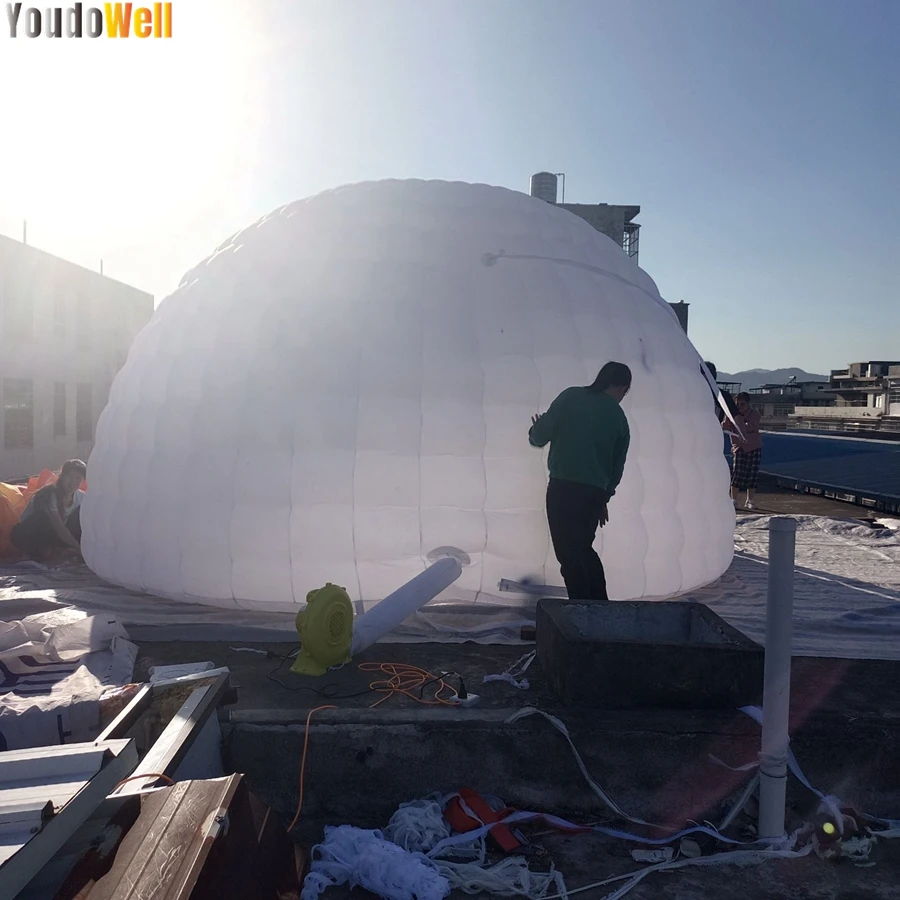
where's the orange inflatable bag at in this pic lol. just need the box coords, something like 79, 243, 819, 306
0, 481, 28, 560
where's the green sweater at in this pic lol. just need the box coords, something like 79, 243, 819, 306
528, 387, 631, 497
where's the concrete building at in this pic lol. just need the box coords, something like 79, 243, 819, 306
830, 361, 897, 409
668, 301, 689, 335
527, 172, 692, 332
749, 380, 836, 430
792, 361, 900, 434
890, 365, 900, 418
528, 172, 641, 261
0, 234, 153, 480
557, 202, 642, 263
717, 379, 742, 395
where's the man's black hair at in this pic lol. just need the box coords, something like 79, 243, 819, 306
588, 362, 632, 393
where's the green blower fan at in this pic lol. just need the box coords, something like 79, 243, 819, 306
290, 558, 464, 676
290, 583, 354, 677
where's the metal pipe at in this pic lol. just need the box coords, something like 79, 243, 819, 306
555, 173, 565, 204
758, 516, 797, 840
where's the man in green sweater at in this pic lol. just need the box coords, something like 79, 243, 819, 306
528, 362, 632, 603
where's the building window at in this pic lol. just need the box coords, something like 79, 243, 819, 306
54, 382, 66, 436
774, 406, 793, 417
3, 289, 33, 340
54, 290, 66, 338
623, 223, 640, 262
3, 378, 34, 450
76, 295, 92, 348
76, 383, 92, 442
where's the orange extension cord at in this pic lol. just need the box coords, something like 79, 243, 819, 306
288, 705, 338, 832
287, 662, 461, 831
359, 661, 459, 709
112, 772, 176, 792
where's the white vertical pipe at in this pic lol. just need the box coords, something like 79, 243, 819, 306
758, 516, 797, 840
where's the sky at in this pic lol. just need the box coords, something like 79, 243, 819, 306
1, 0, 897, 374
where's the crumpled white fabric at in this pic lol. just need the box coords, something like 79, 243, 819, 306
438, 856, 567, 899
482, 650, 536, 691
0, 610, 138, 751
384, 795, 568, 899
385, 797, 452, 855
0, 610, 131, 663
301, 825, 450, 900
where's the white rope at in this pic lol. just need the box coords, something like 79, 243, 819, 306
439, 856, 567, 899
384, 798, 453, 855
535, 844, 814, 900
599, 846, 813, 900
382, 795, 568, 900
301, 826, 449, 900
717, 772, 760, 831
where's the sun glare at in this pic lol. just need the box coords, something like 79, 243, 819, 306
0, 1, 263, 251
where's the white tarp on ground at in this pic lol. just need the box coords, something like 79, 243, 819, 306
695, 515, 900, 659
0, 608, 138, 751
0, 516, 899, 660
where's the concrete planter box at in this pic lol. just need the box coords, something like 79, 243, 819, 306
536, 600, 764, 710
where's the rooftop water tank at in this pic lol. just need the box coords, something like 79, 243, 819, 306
530, 172, 558, 204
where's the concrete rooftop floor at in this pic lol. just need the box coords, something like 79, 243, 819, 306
737, 475, 887, 519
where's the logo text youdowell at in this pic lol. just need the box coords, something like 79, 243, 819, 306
5, 2, 172, 38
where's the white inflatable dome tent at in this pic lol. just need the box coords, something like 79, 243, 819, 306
81, 179, 735, 612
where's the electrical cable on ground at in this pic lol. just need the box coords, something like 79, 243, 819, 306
285, 662, 464, 835
112, 772, 176, 791
288, 704, 338, 832
359, 662, 461, 708
267, 652, 378, 699
267, 653, 465, 706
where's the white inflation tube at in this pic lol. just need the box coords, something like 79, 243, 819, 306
758, 516, 797, 841
350, 557, 463, 655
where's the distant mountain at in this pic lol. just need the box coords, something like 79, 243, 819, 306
716, 368, 828, 391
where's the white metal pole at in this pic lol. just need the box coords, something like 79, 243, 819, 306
758, 516, 797, 840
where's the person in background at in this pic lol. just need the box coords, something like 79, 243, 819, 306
724, 393, 762, 509
528, 362, 632, 603
10, 460, 86, 561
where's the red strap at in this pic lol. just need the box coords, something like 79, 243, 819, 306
445, 789, 521, 853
